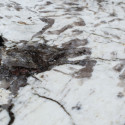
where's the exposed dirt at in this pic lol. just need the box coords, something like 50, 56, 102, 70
0, 37, 96, 95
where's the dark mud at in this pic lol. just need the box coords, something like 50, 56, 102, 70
48, 25, 73, 35
113, 62, 125, 80
0, 103, 14, 125
32, 18, 55, 39
0, 37, 96, 95
73, 60, 96, 78
97, 0, 105, 3
0, 35, 4, 46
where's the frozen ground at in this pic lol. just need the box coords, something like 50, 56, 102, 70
0, 0, 125, 125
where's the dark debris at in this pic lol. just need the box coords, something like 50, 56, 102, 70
0, 37, 96, 95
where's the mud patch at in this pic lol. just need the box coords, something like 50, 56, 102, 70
96, 0, 105, 3
72, 30, 83, 35
113, 62, 125, 90
119, 70, 125, 80
113, 62, 125, 80
62, 39, 88, 49
72, 103, 82, 110
32, 18, 55, 39
73, 60, 96, 78
48, 25, 73, 35
113, 63, 124, 72
117, 92, 124, 98
0, 103, 15, 125
74, 19, 86, 26
0, 37, 96, 95
0, 36, 4, 46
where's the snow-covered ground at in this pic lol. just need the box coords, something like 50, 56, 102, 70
0, 0, 125, 125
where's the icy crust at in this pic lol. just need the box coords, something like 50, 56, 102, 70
0, 0, 125, 125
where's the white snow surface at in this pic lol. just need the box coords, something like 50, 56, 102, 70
0, 0, 125, 125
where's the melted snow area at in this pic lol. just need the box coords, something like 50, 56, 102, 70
0, 0, 125, 125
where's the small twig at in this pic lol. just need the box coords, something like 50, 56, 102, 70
34, 93, 76, 125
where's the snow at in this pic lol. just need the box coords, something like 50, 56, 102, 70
0, 0, 125, 125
